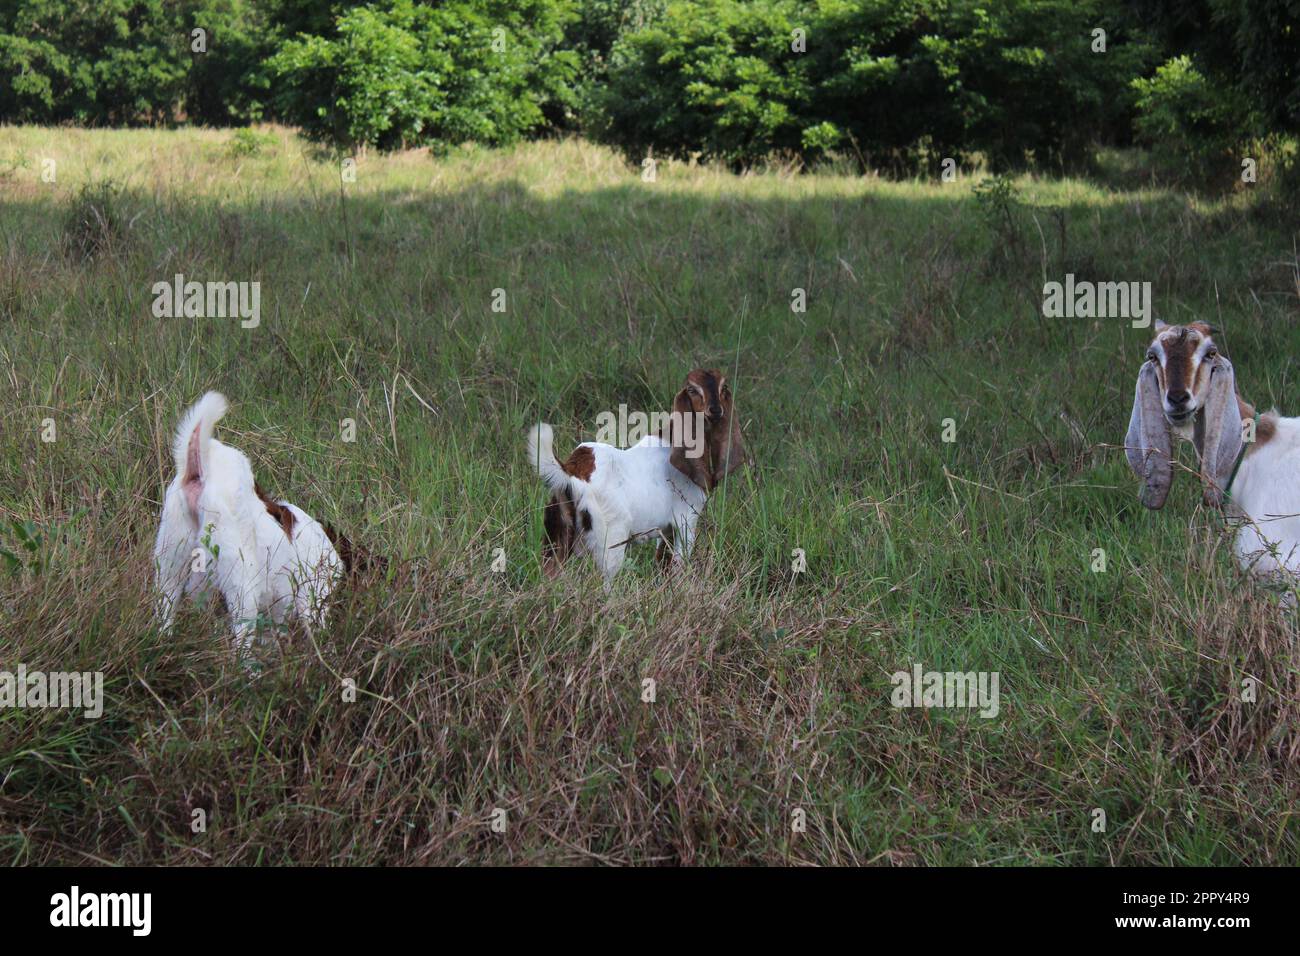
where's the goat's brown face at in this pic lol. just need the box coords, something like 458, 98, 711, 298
681, 368, 730, 423
670, 368, 746, 491
1145, 322, 1219, 426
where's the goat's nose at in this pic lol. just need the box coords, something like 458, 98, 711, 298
1167, 389, 1190, 406
708, 403, 723, 419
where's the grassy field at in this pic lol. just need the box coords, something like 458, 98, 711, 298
0, 125, 1297, 865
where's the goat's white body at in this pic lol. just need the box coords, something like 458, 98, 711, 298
154, 392, 342, 651
528, 424, 707, 583
1225, 414, 1300, 582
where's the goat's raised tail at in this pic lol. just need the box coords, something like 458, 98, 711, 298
172, 391, 228, 513
527, 422, 570, 491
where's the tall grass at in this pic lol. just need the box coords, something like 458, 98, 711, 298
0, 125, 1296, 864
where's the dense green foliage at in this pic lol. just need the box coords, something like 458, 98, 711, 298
0, 0, 578, 148
0, 0, 188, 124
266, 0, 577, 150
592, 0, 1154, 169
1129, 0, 1300, 187
0, 1, 272, 125
1131, 55, 1242, 186
0, 0, 1296, 176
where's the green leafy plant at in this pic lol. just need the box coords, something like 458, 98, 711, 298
590, 0, 819, 167
1, 519, 44, 577
60, 180, 126, 262
973, 173, 1025, 266
1131, 55, 1247, 188
593, 0, 1154, 171
266, 0, 577, 152
225, 127, 277, 158
200, 522, 220, 563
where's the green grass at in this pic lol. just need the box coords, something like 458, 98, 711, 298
0, 125, 1297, 865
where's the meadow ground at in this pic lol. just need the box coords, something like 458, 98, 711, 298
0, 125, 1297, 864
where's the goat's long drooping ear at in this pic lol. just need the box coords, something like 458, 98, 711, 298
1194, 354, 1243, 507
669, 387, 712, 491
709, 378, 747, 487
1125, 360, 1174, 509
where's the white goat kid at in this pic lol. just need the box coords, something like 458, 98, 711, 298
1126, 321, 1300, 583
154, 392, 343, 652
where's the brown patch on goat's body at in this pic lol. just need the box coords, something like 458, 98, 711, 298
1236, 397, 1278, 451
320, 521, 388, 578
255, 482, 296, 539
1257, 413, 1278, 447
561, 445, 596, 481
542, 488, 579, 576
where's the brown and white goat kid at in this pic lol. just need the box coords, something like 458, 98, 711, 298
527, 369, 747, 584
154, 392, 344, 652
1126, 321, 1300, 582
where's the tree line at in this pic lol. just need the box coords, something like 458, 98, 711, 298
1, 1, 1296, 187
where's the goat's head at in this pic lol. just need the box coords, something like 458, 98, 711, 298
668, 368, 747, 491
1126, 321, 1243, 509
1144, 321, 1223, 425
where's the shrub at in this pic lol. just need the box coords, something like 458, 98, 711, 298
590, 0, 819, 167
881, 0, 1153, 170
1217, 0, 1300, 137
563, 0, 665, 128
267, 4, 435, 151
0, 0, 271, 126
226, 127, 278, 157
266, 0, 578, 152
61, 181, 127, 262
592, 0, 1154, 171
1131, 55, 1247, 188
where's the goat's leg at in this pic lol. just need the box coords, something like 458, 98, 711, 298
655, 526, 676, 572
222, 591, 260, 655
672, 513, 700, 563
153, 493, 195, 633
220, 572, 262, 655
153, 537, 191, 634
207, 526, 264, 656
590, 517, 629, 588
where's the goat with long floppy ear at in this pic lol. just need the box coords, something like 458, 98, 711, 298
1126, 323, 1243, 510
1125, 360, 1174, 509
1194, 355, 1244, 507
1128, 321, 1300, 586
667, 368, 747, 492
528, 368, 748, 584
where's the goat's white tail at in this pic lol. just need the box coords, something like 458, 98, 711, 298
527, 422, 570, 491
171, 391, 228, 485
